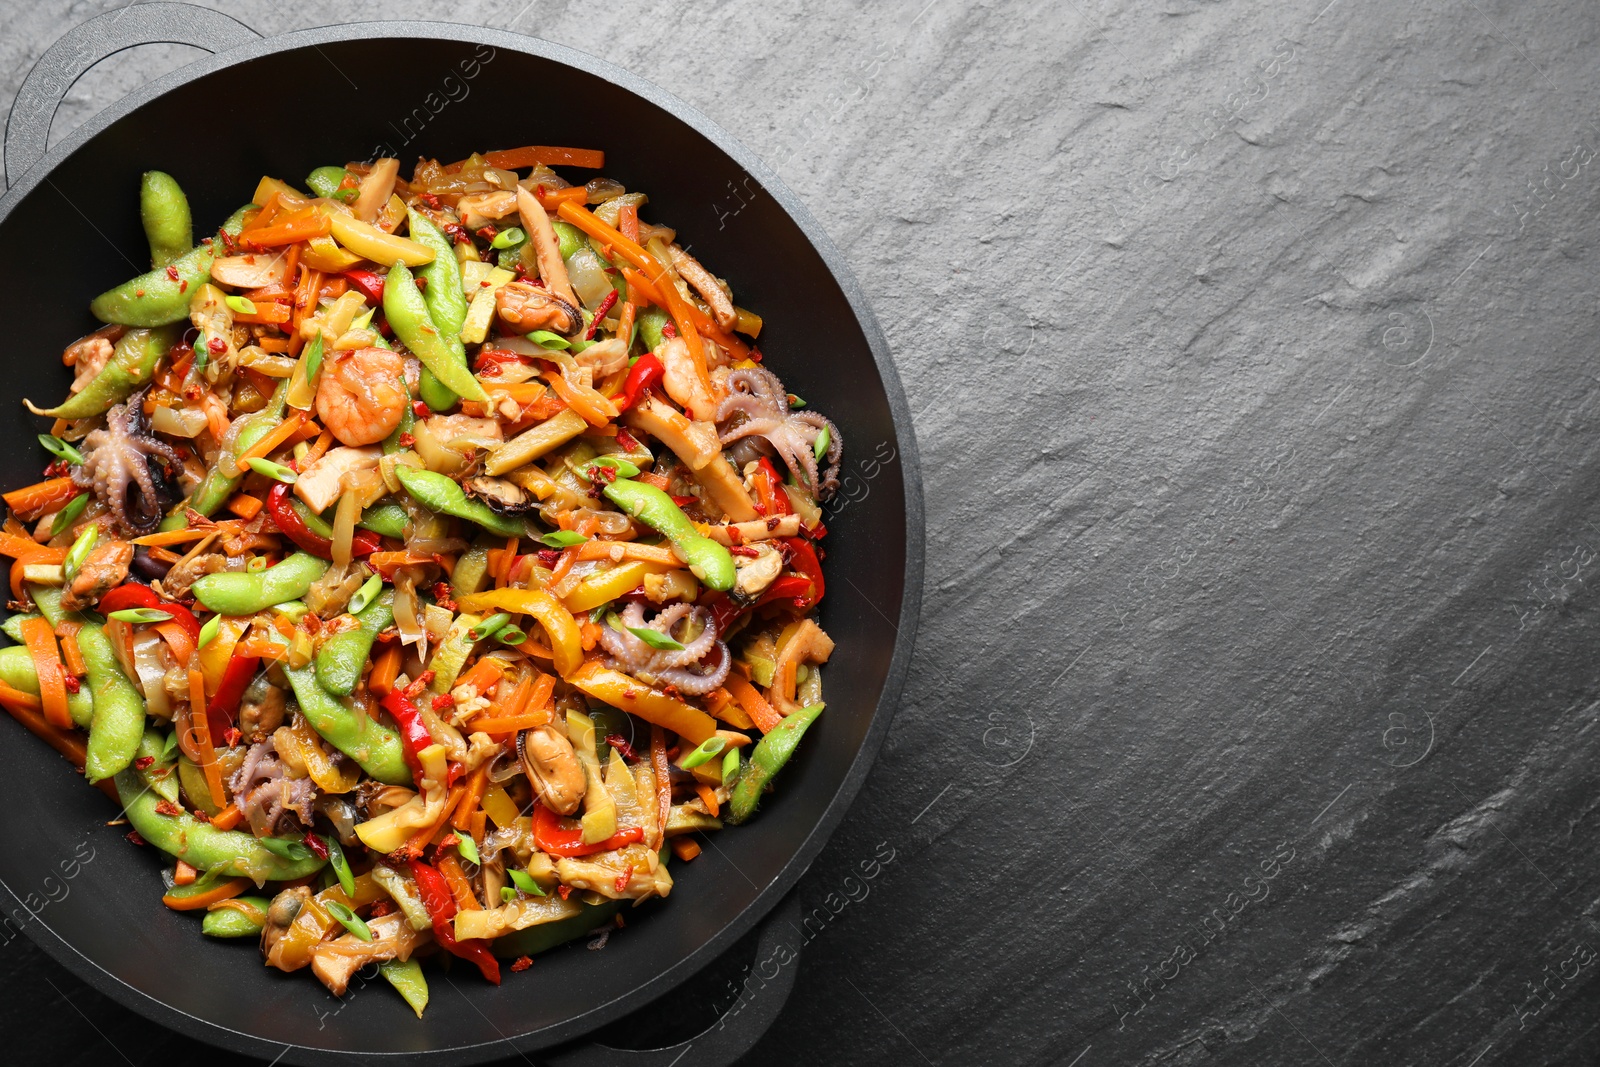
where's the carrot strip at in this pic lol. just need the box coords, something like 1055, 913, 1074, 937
129, 528, 211, 547
299, 428, 333, 468
618, 203, 639, 244
57, 626, 86, 678
455, 658, 503, 697
234, 410, 307, 473
0, 532, 54, 559
3, 478, 79, 521
533, 185, 589, 209
242, 211, 331, 249
436, 853, 481, 911
451, 764, 491, 832
466, 710, 552, 734
257, 336, 290, 353
155, 620, 196, 667
402, 785, 464, 856
225, 493, 264, 521
235, 639, 288, 661
368, 643, 402, 696
0, 680, 42, 712
162, 877, 252, 911
575, 541, 679, 565
209, 804, 244, 831
528, 672, 555, 713
0, 683, 86, 770
173, 861, 198, 887
723, 671, 782, 734
188, 668, 227, 809
483, 145, 605, 170
670, 838, 702, 862
231, 301, 292, 326
20, 617, 70, 729
694, 783, 720, 818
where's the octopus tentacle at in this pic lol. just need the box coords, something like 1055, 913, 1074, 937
715, 367, 842, 499
72, 387, 185, 536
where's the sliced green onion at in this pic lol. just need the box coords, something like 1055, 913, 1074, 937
50, 493, 89, 538
627, 625, 684, 651
324, 900, 373, 942
490, 226, 527, 250
497, 626, 528, 646
678, 736, 727, 770
194, 331, 210, 371
588, 603, 611, 624
722, 746, 740, 782
500, 886, 518, 903
539, 530, 587, 548
272, 600, 310, 621
814, 425, 831, 460
456, 835, 481, 865
348, 573, 383, 615
507, 868, 546, 897
196, 614, 221, 649
108, 608, 173, 624
37, 434, 84, 465
324, 836, 356, 898
63, 525, 97, 580
159, 731, 180, 763
788, 394, 807, 409
304, 333, 324, 385
245, 457, 298, 484
527, 330, 571, 350
469, 613, 512, 642
246, 556, 267, 573
258, 836, 313, 861
224, 295, 258, 315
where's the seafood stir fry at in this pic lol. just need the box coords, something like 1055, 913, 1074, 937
0, 149, 839, 1012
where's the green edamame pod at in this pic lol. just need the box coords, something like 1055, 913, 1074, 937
306, 166, 355, 200
552, 220, 586, 262
381, 388, 415, 454
491, 896, 627, 958
394, 465, 526, 537
140, 171, 192, 268
192, 552, 329, 615
285, 665, 411, 785
202, 897, 272, 938
170, 378, 290, 526
0, 645, 93, 727
134, 727, 180, 804
90, 205, 251, 327
726, 703, 824, 824
637, 307, 670, 352
79, 623, 147, 783
417, 369, 457, 412
410, 209, 468, 338
359, 500, 410, 539
1, 614, 36, 644
24, 325, 179, 420
115, 770, 327, 880
379, 957, 430, 1017
315, 590, 393, 696
384, 262, 487, 403
602, 479, 736, 591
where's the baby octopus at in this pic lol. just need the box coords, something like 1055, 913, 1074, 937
72, 386, 184, 536
596, 602, 731, 696
715, 366, 842, 499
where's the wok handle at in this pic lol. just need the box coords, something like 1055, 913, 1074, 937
4, 2, 259, 187
542, 891, 804, 1067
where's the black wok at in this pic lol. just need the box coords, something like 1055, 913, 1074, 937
0, 5, 922, 1064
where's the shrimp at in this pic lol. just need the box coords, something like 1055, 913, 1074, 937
314, 346, 408, 446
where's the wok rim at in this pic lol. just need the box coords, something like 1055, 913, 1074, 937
0, 19, 925, 1063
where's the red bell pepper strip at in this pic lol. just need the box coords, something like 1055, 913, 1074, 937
380, 687, 437, 780
407, 858, 501, 984
205, 653, 259, 738
265, 484, 382, 560
96, 583, 202, 641
782, 537, 824, 607
702, 539, 825, 635
532, 803, 646, 857
611, 352, 664, 411
342, 268, 386, 305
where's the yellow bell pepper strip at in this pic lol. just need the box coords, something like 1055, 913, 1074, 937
568, 661, 718, 744
562, 559, 675, 614
326, 211, 435, 266
455, 589, 582, 677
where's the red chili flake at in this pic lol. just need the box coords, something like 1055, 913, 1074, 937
765, 516, 782, 531
726, 526, 743, 546
179, 280, 188, 293
135, 288, 146, 298
43, 459, 68, 478
62, 673, 81, 694
557, 884, 571, 900
303, 833, 329, 860
404, 670, 436, 699
133, 755, 155, 770
479, 362, 502, 377
223, 726, 241, 747
665, 745, 680, 760
605, 734, 639, 762
671, 495, 697, 508
444, 222, 471, 244
125, 831, 147, 846
510, 955, 534, 973
592, 464, 618, 486
421, 193, 442, 210
165, 265, 180, 282
398, 432, 416, 447
536, 548, 562, 567
154, 800, 183, 817
616, 428, 639, 451
728, 545, 760, 558
414, 276, 428, 292
431, 694, 454, 711
613, 873, 631, 893
431, 582, 456, 611
623, 689, 637, 700
660, 684, 681, 699
661, 322, 677, 339
412, 401, 430, 418
368, 899, 393, 917
206, 336, 227, 355
748, 348, 763, 363
475, 225, 498, 241
809, 523, 829, 540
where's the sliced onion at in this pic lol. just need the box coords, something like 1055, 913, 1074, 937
151, 405, 210, 438
132, 630, 172, 719
409, 422, 465, 475
576, 338, 629, 378
393, 571, 427, 654
564, 246, 612, 309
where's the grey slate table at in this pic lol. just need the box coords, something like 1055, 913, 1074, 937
4, 1, 1600, 1064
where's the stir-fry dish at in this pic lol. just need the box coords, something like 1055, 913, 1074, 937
0, 148, 840, 1012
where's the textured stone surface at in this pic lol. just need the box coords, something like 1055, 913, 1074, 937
4, 1, 1600, 1064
